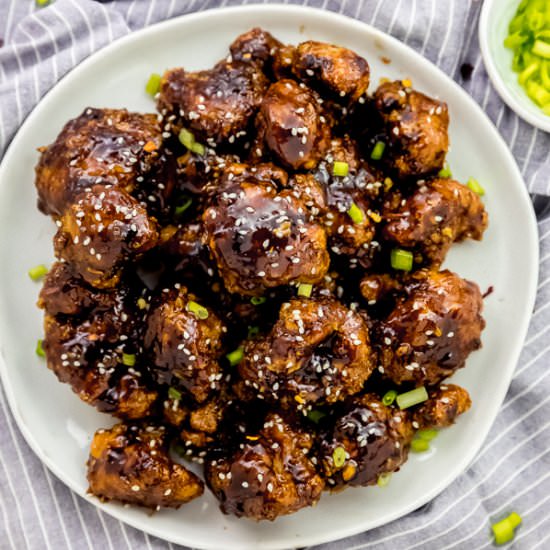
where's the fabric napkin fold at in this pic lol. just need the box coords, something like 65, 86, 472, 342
0, 1, 549, 549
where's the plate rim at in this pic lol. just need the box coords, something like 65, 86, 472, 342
0, 3, 540, 549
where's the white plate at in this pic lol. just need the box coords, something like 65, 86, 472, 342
0, 5, 539, 549
479, 0, 550, 133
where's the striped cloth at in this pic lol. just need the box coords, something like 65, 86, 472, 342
0, 1, 549, 549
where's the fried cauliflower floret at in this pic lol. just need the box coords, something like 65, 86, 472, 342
53, 185, 158, 289
35, 108, 163, 216
203, 170, 330, 295
38, 265, 157, 419
144, 284, 225, 403
254, 79, 331, 170
373, 80, 449, 180
374, 270, 485, 387
87, 423, 203, 509
291, 41, 370, 103
158, 60, 269, 145
318, 393, 414, 489
229, 27, 283, 70
413, 384, 472, 429
238, 297, 374, 409
382, 177, 488, 267
205, 412, 324, 520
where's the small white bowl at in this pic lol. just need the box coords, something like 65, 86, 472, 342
479, 0, 550, 132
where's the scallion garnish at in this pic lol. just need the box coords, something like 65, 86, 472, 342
145, 73, 162, 97
347, 202, 364, 224
370, 141, 386, 160
307, 410, 326, 424
396, 386, 429, 410
226, 347, 244, 366
297, 283, 313, 298
492, 512, 522, 545
168, 387, 182, 401
438, 162, 453, 178
36, 339, 45, 358
137, 297, 147, 310
382, 389, 398, 406
28, 264, 48, 281
186, 300, 209, 320
377, 472, 392, 487
175, 197, 193, 217
332, 161, 349, 177
411, 439, 430, 453
178, 128, 206, 156
247, 325, 260, 338
250, 296, 266, 306
390, 248, 413, 272
416, 428, 438, 441
466, 177, 485, 196
332, 446, 346, 468
122, 353, 136, 367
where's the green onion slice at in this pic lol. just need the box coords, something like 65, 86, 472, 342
28, 264, 48, 281
307, 409, 327, 424
370, 141, 386, 160
122, 353, 136, 367
145, 73, 162, 97
347, 202, 364, 224
396, 386, 429, 410
438, 162, 453, 178
247, 325, 260, 338
175, 197, 193, 217
377, 472, 392, 487
382, 390, 398, 407
226, 347, 244, 366
250, 296, 266, 306
411, 439, 430, 453
168, 387, 182, 401
297, 283, 313, 298
416, 428, 438, 441
390, 248, 414, 272
332, 161, 349, 177
492, 512, 522, 545
466, 177, 485, 196
186, 300, 209, 320
178, 128, 206, 156
332, 446, 346, 468
36, 339, 46, 358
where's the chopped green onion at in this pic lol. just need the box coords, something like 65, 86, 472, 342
168, 387, 182, 401
347, 202, 364, 224
332, 161, 349, 177
390, 248, 413, 272
377, 472, 392, 487
411, 439, 430, 453
28, 264, 48, 281
332, 446, 346, 468
416, 428, 438, 441
137, 297, 147, 310
36, 0, 50, 6
492, 512, 522, 545
396, 386, 429, 410
226, 347, 244, 366
186, 300, 209, 320
438, 162, 453, 178
178, 128, 206, 156
247, 325, 260, 338
370, 141, 386, 160
307, 409, 327, 424
297, 283, 313, 298
466, 177, 485, 196
533, 39, 550, 59
175, 197, 193, 217
36, 339, 45, 358
382, 390, 398, 407
122, 353, 136, 367
250, 296, 266, 306
145, 73, 162, 96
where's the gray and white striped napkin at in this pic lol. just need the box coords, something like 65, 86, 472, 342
1, 1, 549, 549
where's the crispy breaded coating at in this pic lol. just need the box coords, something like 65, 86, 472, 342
87, 423, 203, 509
413, 384, 472, 429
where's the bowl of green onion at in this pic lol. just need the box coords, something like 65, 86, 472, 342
480, 0, 550, 132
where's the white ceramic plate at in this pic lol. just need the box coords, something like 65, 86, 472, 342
479, 0, 550, 133
0, 5, 539, 549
